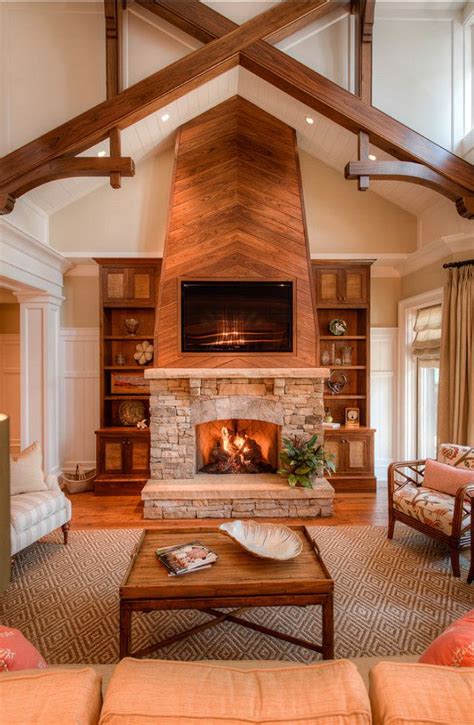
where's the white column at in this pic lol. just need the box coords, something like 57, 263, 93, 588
15, 292, 63, 475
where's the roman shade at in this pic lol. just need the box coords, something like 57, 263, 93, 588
412, 305, 442, 360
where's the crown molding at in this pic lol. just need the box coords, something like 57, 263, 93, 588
396, 232, 474, 277
0, 218, 70, 297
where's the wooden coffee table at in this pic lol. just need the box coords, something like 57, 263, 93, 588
119, 526, 334, 659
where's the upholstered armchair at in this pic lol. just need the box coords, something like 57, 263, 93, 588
10, 474, 71, 559
388, 444, 474, 580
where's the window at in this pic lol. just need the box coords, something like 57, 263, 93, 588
412, 305, 442, 460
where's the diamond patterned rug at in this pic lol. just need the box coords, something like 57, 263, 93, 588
0, 525, 472, 664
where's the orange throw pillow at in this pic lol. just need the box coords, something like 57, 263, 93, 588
419, 610, 474, 667
423, 458, 474, 496
0, 626, 47, 671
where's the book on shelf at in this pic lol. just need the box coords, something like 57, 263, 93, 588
156, 541, 218, 576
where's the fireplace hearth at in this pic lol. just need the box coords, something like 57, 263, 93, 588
142, 368, 335, 519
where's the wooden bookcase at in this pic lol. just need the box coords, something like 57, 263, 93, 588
94, 258, 161, 494
312, 260, 376, 492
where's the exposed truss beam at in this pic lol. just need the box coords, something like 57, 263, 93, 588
265, 0, 349, 45
345, 160, 474, 218
0, 0, 328, 207
353, 0, 375, 103
140, 0, 474, 208
0, 157, 135, 214
104, 0, 123, 98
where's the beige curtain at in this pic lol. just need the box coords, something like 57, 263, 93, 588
437, 264, 474, 446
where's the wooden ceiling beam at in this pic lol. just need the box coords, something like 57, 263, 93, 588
142, 0, 474, 200
345, 160, 474, 218
0, 157, 135, 214
104, 0, 123, 98
264, 0, 350, 45
0, 0, 328, 203
353, 0, 375, 103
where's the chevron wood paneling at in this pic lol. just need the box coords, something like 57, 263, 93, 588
155, 96, 317, 368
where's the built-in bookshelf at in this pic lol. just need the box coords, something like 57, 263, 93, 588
312, 260, 376, 492
94, 258, 161, 494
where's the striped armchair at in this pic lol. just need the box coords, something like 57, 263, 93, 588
10, 475, 71, 557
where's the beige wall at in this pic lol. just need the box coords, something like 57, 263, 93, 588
371, 277, 401, 327
0, 304, 20, 334
401, 251, 474, 300
299, 152, 417, 254
50, 148, 175, 254
61, 276, 100, 328
51, 146, 417, 256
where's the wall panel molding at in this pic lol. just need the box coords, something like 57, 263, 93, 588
371, 327, 397, 479
59, 327, 99, 470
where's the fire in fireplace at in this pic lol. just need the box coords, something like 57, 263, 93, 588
197, 419, 279, 474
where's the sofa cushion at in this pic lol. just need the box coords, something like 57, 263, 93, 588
369, 661, 474, 725
0, 667, 102, 724
393, 482, 471, 535
10, 490, 68, 533
419, 609, 474, 667
100, 658, 371, 724
0, 626, 46, 672
10, 442, 47, 496
424, 458, 474, 497
438, 443, 474, 470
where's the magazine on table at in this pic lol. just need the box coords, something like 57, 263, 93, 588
156, 541, 218, 576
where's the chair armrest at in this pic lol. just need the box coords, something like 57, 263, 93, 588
452, 483, 474, 537
388, 460, 426, 503
45, 474, 61, 492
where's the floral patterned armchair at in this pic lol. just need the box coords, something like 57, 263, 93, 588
388, 444, 474, 580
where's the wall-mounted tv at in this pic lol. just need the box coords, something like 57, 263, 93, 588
181, 281, 293, 353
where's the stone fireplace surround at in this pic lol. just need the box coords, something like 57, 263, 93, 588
141, 368, 335, 519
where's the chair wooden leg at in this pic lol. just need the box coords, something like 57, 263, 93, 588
450, 545, 460, 578
61, 523, 70, 545
387, 513, 395, 540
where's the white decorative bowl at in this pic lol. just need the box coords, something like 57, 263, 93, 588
219, 520, 303, 561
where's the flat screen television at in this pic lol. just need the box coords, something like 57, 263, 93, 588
181, 281, 293, 353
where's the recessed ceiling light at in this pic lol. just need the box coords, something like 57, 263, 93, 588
161, 113, 170, 122
305, 116, 314, 125
97, 150, 106, 157
368, 153, 377, 161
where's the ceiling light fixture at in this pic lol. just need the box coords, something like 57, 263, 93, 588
305, 116, 314, 125
97, 150, 106, 157
161, 113, 170, 122
368, 154, 377, 161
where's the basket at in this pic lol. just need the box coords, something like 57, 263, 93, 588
60, 465, 96, 494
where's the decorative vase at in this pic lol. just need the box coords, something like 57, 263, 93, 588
124, 318, 140, 336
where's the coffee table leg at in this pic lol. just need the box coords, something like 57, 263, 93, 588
322, 595, 334, 659
119, 603, 131, 659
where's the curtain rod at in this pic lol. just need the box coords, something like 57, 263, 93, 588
442, 259, 474, 269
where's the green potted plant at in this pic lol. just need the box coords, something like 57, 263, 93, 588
278, 434, 336, 489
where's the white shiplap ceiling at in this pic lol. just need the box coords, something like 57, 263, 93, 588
24, 2, 443, 218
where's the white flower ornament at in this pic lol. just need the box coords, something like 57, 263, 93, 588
134, 340, 154, 365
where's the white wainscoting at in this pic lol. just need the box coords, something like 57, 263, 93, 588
59, 328, 100, 470
371, 328, 398, 481
0, 334, 20, 452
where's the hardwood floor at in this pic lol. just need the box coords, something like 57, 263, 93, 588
69, 483, 388, 530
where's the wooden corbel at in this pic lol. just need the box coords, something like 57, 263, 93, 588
109, 127, 122, 189
0, 156, 135, 214
345, 155, 474, 219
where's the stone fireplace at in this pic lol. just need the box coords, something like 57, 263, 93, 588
141, 368, 334, 519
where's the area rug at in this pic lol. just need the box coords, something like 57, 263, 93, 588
0, 526, 472, 664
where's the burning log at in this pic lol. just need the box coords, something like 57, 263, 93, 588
201, 425, 274, 475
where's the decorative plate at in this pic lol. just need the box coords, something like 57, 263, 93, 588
219, 520, 303, 560
328, 318, 347, 336
118, 400, 146, 426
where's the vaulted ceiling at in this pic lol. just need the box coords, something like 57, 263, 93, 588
5, 0, 471, 219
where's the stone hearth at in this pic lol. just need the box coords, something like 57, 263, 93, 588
142, 368, 334, 519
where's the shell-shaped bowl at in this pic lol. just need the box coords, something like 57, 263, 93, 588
219, 520, 303, 561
